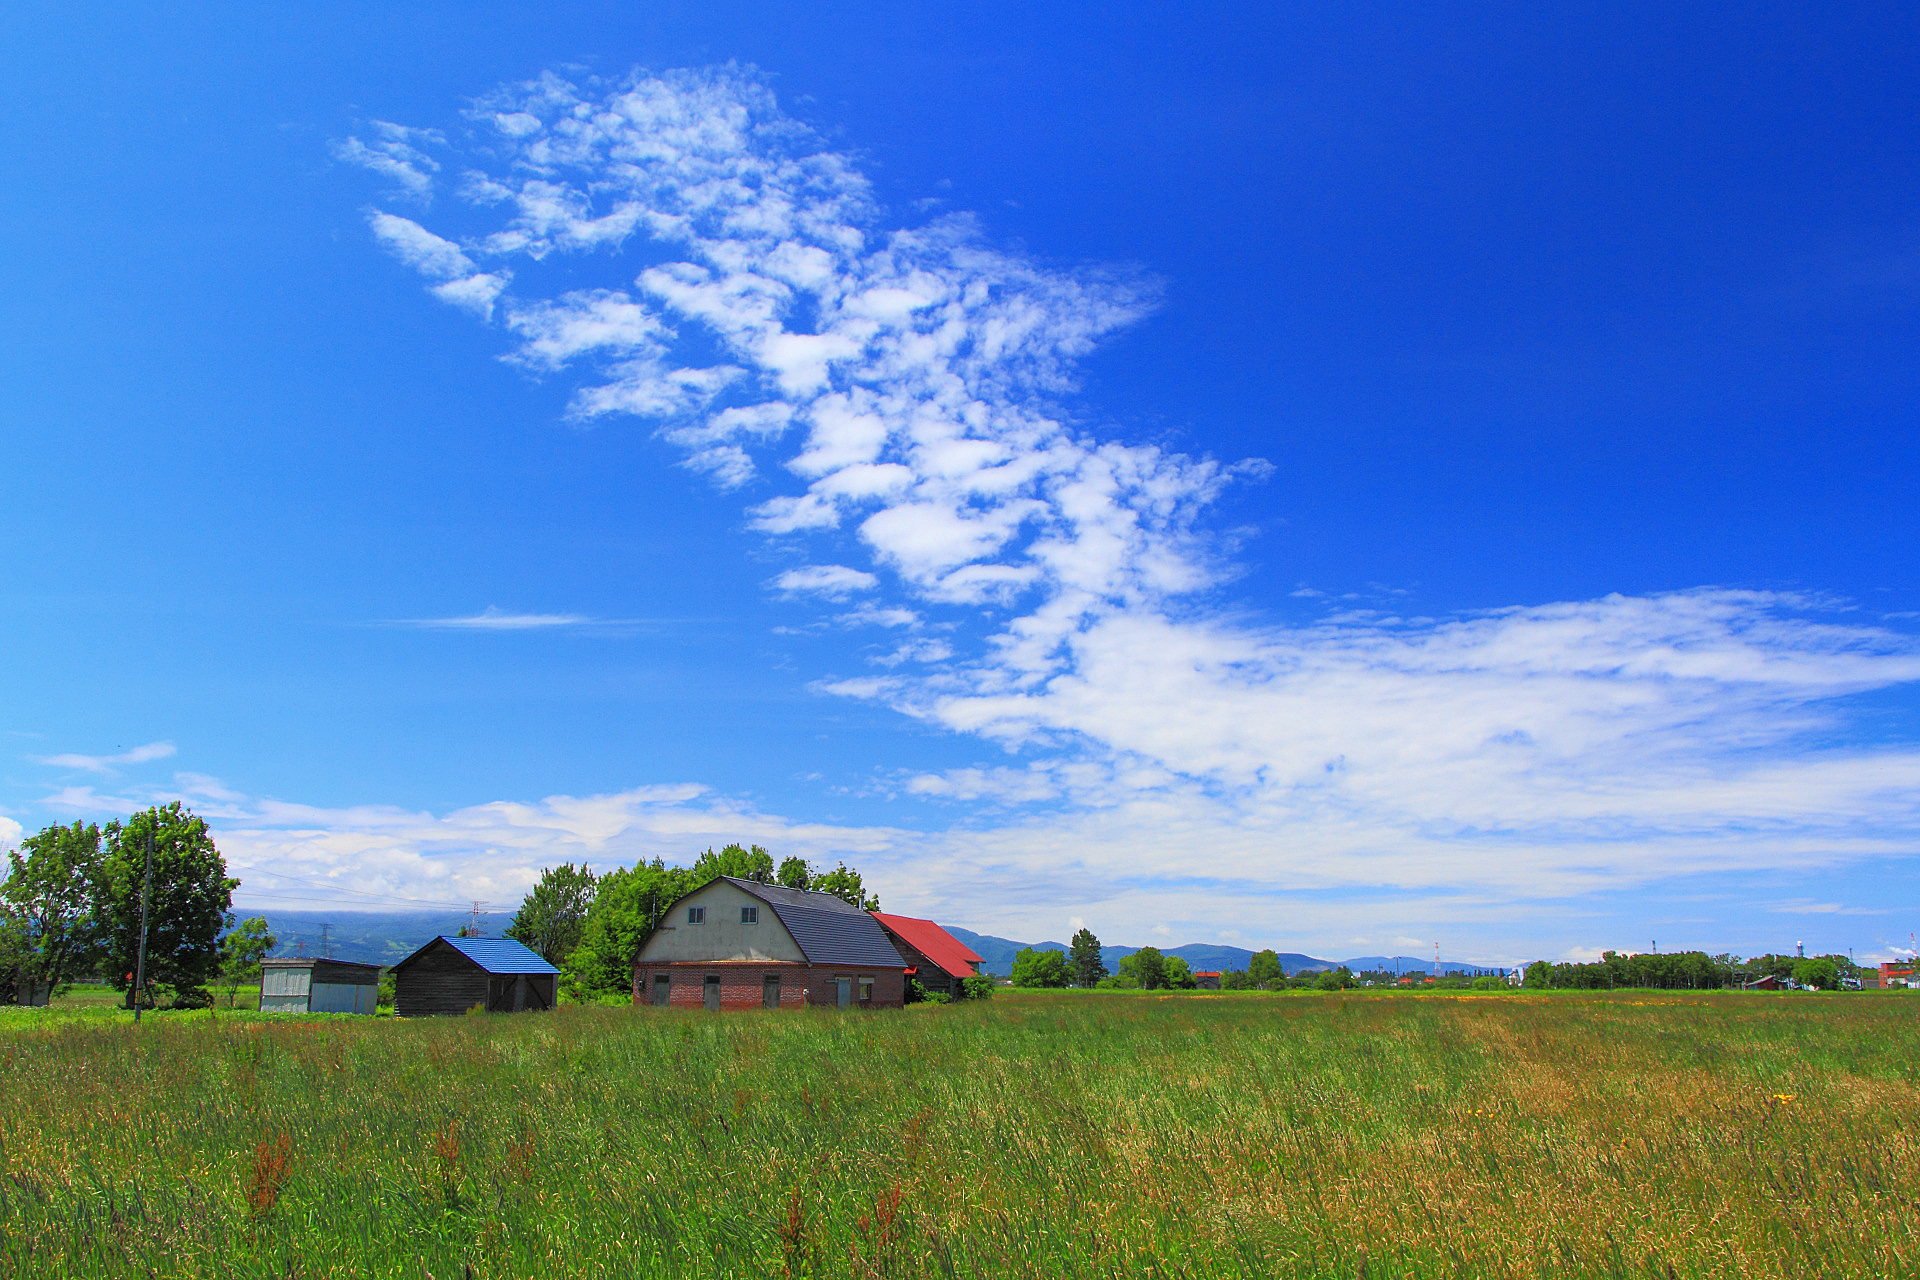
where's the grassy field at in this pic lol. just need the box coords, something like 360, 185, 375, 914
1, 990, 1915, 1279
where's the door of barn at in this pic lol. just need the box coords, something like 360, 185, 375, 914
762, 974, 780, 1008
834, 977, 851, 1007
703, 975, 721, 1011
652, 974, 670, 1007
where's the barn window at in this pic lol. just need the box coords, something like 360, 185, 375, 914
859, 977, 875, 1005
740, 906, 758, 924
687, 906, 706, 924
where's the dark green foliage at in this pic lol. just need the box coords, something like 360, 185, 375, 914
958, 974, 995, 1000
1313, 966, 1354, 991
1163, 954, 1197, 989
1, 820, 104, 999
565, 859, 690, 998
776, 856, 811, 890
1118, 945, 1168, 990
1525, 951, 1734, 990
806, 861, 878, 911
1247, 948, 1283, 987
1792, 958, 1839, 990
1219, 969, 1253, 990
98, 804, 235, 1009
506, 862, 597, 964
1010, 946, 1069, 988
692, 844, 776, 884
1067, 926, 1106, 987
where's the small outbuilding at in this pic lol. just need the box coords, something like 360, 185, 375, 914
870, 912, 983, 998
1192, 971, 1223, 990
259, 958, 381, 1014
634, 877, 909, 1010
392, 936, 559, 1017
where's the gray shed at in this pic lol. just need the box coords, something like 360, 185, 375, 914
259, 957, 382, 1014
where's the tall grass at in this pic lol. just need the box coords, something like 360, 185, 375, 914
1, 991, 1915, 1278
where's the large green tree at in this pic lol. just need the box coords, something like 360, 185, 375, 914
2, 820, 105, 996
507, 862, 598, 964
1163, 955, 1197, 989
1247, 949, 1284, 988
99, 804, 236, 1008
1118, 946, 1168, 990
692, 843, 776, 884
1010, 946, 1069, 988
776, 856, 812, 890
808, 861, 879, 911
565, 859, 694, 997
1067, 927, 1107, 987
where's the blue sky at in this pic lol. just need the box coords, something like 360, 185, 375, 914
4, 3, 1919, 963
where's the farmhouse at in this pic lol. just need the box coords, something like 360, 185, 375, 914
392, 936, 559, 1016
634, 877, 909, 1010
259, 957, 381, 1014
871, 912, 984, 998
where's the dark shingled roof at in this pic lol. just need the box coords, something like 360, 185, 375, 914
717, 877, 907, 969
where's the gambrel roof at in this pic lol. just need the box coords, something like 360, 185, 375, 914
711, 877, 907, 969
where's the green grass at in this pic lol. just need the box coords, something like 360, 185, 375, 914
2, 990, 1916, 1279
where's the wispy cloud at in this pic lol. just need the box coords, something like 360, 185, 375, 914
34, 741, 176, 774
399, 607, 593, 631
334, 66, 1920, 946
774, 565, 878, 600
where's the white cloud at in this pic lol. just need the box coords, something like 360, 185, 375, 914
335, 66, 1920, 944
773, 565, 878, 600
332, 122, 443, 200
400, 607, 592, 631
35, 741, 177, 774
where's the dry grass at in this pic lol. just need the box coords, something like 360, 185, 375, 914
0, 989, 1915, 1278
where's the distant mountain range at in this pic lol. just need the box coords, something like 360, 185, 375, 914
238, 909, 1503, 977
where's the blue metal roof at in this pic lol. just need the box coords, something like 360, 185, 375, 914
398, 936, 559, 975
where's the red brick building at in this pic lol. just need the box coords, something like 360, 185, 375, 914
1876, 961, 1916, 989
633, 877, 909, 1010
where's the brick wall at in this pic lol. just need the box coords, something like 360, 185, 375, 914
632, 962, 906, 1010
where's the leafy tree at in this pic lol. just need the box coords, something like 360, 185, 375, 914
692, 843, 775, 884
1220, 969, 1253, 990
1523, 961, 1554, 988
507, 862, 598, 964
565, 859, 692, 997
218, 917, 276, 1008
1247, 949, 1283, 988
1118, 946, 1168, 990
1163, 955, 1197, 989
99, 805, 236, 1009
0, 915, 32, 1005
1067, 927, 1107, 987
1313, 965, 1354, 991
1010, 946, 1070, 988
1792, 957, 1839, 990
777, 856, 812, 890
2, 820, 105, 996
808, 861, 879, 911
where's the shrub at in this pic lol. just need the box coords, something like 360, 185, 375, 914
959, 975, 995, 1001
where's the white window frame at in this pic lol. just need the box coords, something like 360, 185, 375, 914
741, 905, 759, 924
687, 906, 706, 924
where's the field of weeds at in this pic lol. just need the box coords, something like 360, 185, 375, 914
1, 989, 1915, 1279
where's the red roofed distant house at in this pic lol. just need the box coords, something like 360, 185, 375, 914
870, 913, 983, 999
1193, 971, 1223, 990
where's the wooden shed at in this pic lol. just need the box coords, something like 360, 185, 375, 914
259, 957, 382, 1014
869, 913, 983, 998
392, 936, 559, 1017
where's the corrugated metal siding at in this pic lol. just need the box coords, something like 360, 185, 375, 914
262, 968, 310, 999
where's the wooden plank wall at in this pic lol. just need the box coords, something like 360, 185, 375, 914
394, 944, 489, 1017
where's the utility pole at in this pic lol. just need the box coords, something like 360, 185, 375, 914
467, 901, 487, 936
133, 811, 155, 1024
318, 923, 332, 959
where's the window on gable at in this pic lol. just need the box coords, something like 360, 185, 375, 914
741, 906, 758, 924
687, 906, 706, 924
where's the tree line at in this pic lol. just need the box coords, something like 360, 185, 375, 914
1010, 933, 1360, 990
0, 805, 270, 1008
1521, 950, 1862, 990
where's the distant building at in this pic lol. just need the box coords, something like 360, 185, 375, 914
259, 958, 381, 1014
871, 913, 983, 998
1876, 962, 1916, 989
1192, 971, 1223, 990
1742, 974, 1784, 991
393, 937, 558, 1016
634, 877, 909, 1010
1507, 966, 1526, 987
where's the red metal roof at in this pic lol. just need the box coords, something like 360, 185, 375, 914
870, 913, 983, 980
